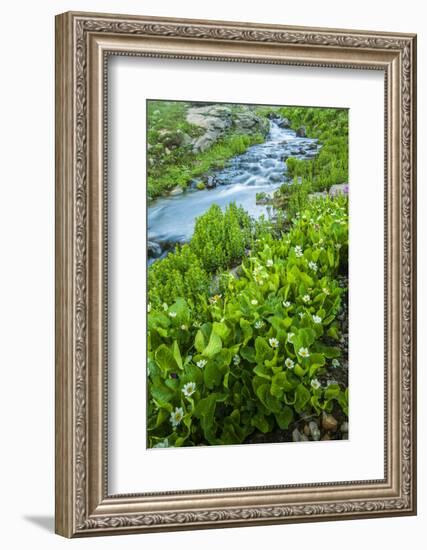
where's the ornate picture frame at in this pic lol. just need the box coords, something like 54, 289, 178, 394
55, 11, 417, 537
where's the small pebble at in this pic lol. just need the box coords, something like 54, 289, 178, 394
292, 428, 302, 442
322, 413, 338, 432
309, 421, 321, 441
341, 421, 349, 432
303, 424, 310, 437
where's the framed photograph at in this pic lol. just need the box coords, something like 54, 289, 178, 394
55, 11, 417, 537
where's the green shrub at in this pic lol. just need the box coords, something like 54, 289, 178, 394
147, 244, 211, 313
190, 203, 253, 272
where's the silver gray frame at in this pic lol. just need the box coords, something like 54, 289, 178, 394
55, 11, 417, 538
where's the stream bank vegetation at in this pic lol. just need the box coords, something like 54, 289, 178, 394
146, 101, 349, 448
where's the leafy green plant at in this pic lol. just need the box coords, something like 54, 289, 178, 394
190, 203, 253, 273
147, 196, 348, 448
147, 244, 211, 313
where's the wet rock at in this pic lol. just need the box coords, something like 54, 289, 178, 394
329, 183, 349, 197
303, 424, 311, 437
277, 117, 291, 128
206, 175, 218, 189
309, 421, 321, 441
148, 241, 162, 258
296, 126, 306, 137
256, 193, 272, 205
169, 186, 184, 196
322, 413, 338, 432
341, 421, 349, 433
321, 433, 331, 441
292, 428, 303, 442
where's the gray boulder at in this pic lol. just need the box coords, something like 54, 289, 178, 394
169, 186, 184, 196
277, 117, 291, 128
329, 183, 349, 197
296, 126, 306, 137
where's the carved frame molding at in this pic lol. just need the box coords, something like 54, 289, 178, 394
55, 11, 416, 537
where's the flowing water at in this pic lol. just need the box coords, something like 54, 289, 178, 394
147, 120, 320, 263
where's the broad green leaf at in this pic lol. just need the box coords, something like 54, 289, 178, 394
270, 372, 287, 398
240, 318, 253, 345
155, 344, 178, 374
251, 412, 271, 433
194, 329, 205, 353
275, 406, 293, 429
172, 340, 183, 370
203, 331, 222, 358
295, 383, 311, 413
240, 345, 256, 363
255, 336, 274, 364
213, 321, 230, 342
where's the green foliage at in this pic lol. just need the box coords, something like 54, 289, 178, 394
191, 203, 253, 272
147, 197, 348, 448
147, 244, 211, 313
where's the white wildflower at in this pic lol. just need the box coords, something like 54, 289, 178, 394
287, 332, 295, 343
311, 378, 321, 390
162, 303, 168, 311
170, 407, 184, 428
294, 245, 303, 258
269, 337, 279, 349
266, 259, 274, 267
182, 382, 196, 398
147, 303, 152, 313
332, 359, 340, 368
180, 324, 188, 331
283, 300, 291, 308
233, 355, 240, 365
312, 315, 322, 324
302, 294, 310, 303
169, 311, 177, 318
196, 359, 207, 369
255, 320, 264, 329
322, 287, 330, 295
308, 261, 318, 272
298, 347, 310, 358
251, 299, 258, 305
285, 358, 295, 369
